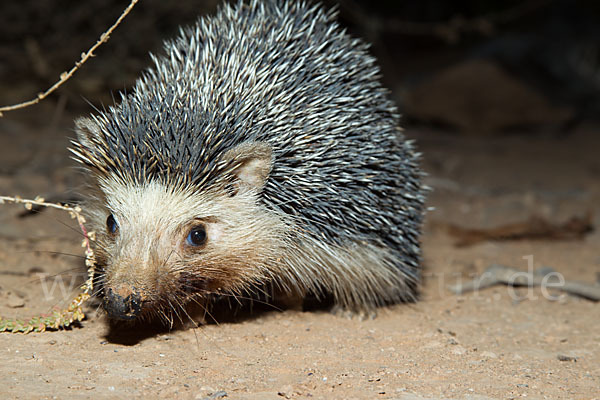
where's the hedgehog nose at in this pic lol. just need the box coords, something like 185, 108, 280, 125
103, 286, 142, 320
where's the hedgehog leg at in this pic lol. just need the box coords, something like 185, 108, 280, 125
330, 303, 378, 320
280, 237, 418, 318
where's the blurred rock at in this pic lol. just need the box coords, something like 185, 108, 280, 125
404, 59, 574, 134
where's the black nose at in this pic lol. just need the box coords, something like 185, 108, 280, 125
103, 287, 142, 320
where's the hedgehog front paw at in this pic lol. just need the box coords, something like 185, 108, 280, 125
330, 304, 377, 321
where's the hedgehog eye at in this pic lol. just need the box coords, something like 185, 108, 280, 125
187, 225, 207, 247
106, 214, 119, 235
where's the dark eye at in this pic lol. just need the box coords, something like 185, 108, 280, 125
187, 225, 207, 247
106, 214, 118, 235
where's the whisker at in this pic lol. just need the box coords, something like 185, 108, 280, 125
174, 295, 199, 328
14, 250, 87, 259
185, 294, 220, 326
177, 285, 284, 313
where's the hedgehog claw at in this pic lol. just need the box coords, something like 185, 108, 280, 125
330, 305, 377, 321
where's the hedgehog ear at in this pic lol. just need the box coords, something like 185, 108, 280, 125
74, 117, 101, 148
223, 142, 273, 191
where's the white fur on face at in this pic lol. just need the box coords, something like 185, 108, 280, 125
92, 178, 290, 304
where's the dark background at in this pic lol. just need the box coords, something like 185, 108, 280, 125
1, 0, 599, 133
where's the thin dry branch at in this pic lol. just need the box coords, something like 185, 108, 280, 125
338, 0, 551, 43
0, 195, 96, 333
0, 0, 139, 117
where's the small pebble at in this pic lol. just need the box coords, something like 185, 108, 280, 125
7, 293, 25, 308
557, 354, 577, 362
481, 351, 498, 359
197, 390, 227, 400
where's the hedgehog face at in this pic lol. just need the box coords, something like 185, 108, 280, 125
88, 143, 286, 323
70, 0, 426, 321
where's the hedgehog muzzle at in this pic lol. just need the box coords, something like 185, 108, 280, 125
103, 286, 143, 320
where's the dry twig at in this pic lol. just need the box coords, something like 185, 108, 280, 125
0, 0, 139, 117
0, 196, 96, 333
449, 264, 600, 301
339, 0, 551, 43
446, 214, 594, 247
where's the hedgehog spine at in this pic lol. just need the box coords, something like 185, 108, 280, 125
70, 0, 425, 322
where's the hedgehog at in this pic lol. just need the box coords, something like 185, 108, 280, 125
69, 0, 426, 324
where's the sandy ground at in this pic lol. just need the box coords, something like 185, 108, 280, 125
0, 109, 598, 399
